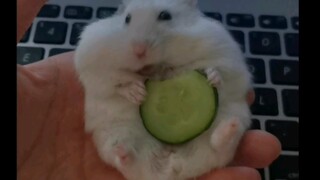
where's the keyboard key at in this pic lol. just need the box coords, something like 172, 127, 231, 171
259, 15, 287, 29
246, 58, 266, 84
17, 47, 44, 65
64, 6, 93, 19
97, 7, 117, 19
251, 119, 261, 129
282, 90, 299, 117
49, 48, 73, 56
270, 60, 299, 85
37, 4, 60, 18
227, 14, 254, 27
285, 33, 299, 57
266, 120, 299, 151
251, 88, 278, 116
20, 26, 32, 43
70, 23, 87, 45
230, 30, 245, 52
249, 32, 281, 55
34, 21, 68, 44
291, 17, 299, 30
270, 155, 299, 180
204, 12, 222, 22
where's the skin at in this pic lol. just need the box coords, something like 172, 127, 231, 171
17, 0, 282, 179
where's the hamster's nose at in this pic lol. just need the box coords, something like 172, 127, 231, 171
132, 43, 147, 59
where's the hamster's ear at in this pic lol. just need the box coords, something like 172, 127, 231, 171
115, 4, 126, 14
122, 0, 131, 5
115, 0, 130, 15
180, 0, 198, 7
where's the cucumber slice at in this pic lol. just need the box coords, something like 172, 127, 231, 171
140, 70, 218, 144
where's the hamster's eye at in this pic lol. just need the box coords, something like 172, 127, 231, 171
125, 14, 131, 24
158, 11, 172, 21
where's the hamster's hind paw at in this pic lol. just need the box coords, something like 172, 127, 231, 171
113, 144, 134, 167
166, 153, 184, 179
210, 117, 240, 149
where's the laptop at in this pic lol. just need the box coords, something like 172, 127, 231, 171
17, 0, 299, 179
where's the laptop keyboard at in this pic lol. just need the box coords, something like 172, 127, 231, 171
17, 3, 299, 180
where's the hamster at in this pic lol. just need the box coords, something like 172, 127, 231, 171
74, 0, 253, 179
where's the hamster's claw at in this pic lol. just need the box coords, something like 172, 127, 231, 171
205, 68, 222, 87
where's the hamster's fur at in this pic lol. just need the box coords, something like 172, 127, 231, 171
75, 0, 252, 179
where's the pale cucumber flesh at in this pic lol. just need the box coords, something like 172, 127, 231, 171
140, 71, 218, 144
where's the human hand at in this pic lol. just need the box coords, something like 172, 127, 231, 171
17, 52, 281, 180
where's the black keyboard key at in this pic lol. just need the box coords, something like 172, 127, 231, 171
282, 90, 299, 117
270, 60, 299, 85
249, 32, 281, 55
291, 17, 299, 30
230, 30, 245, 52
246, 58, 266, 84
64, 6, 93, 19
251, 88, 278, 116
97, 7, 117, 19
49, 48, 73, 56
270, 155, 299, 180
34, 21, 67, 44
37, 4, 60, 18
204, 12, 222, 22
227, 14, 254, 27
266, 120, 299, 151
259, 15, 287, 29
251, 119, 261, 129
17, 47, 44, 65
70, 23, 87, 45
285, 33, 299, 57
20, 26, 32, 43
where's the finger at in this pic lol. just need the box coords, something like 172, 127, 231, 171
199, 167, 261, 180
231, 130, 282, 168
24, 51, 75, 80
17, 0, 47, 42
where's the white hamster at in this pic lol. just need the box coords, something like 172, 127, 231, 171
74, 0, 253, 180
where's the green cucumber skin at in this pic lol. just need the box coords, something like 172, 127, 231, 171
140, 71, 219, 145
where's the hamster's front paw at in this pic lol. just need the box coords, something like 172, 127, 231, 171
205, 68, 222, 87
118, 81, 146, 105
